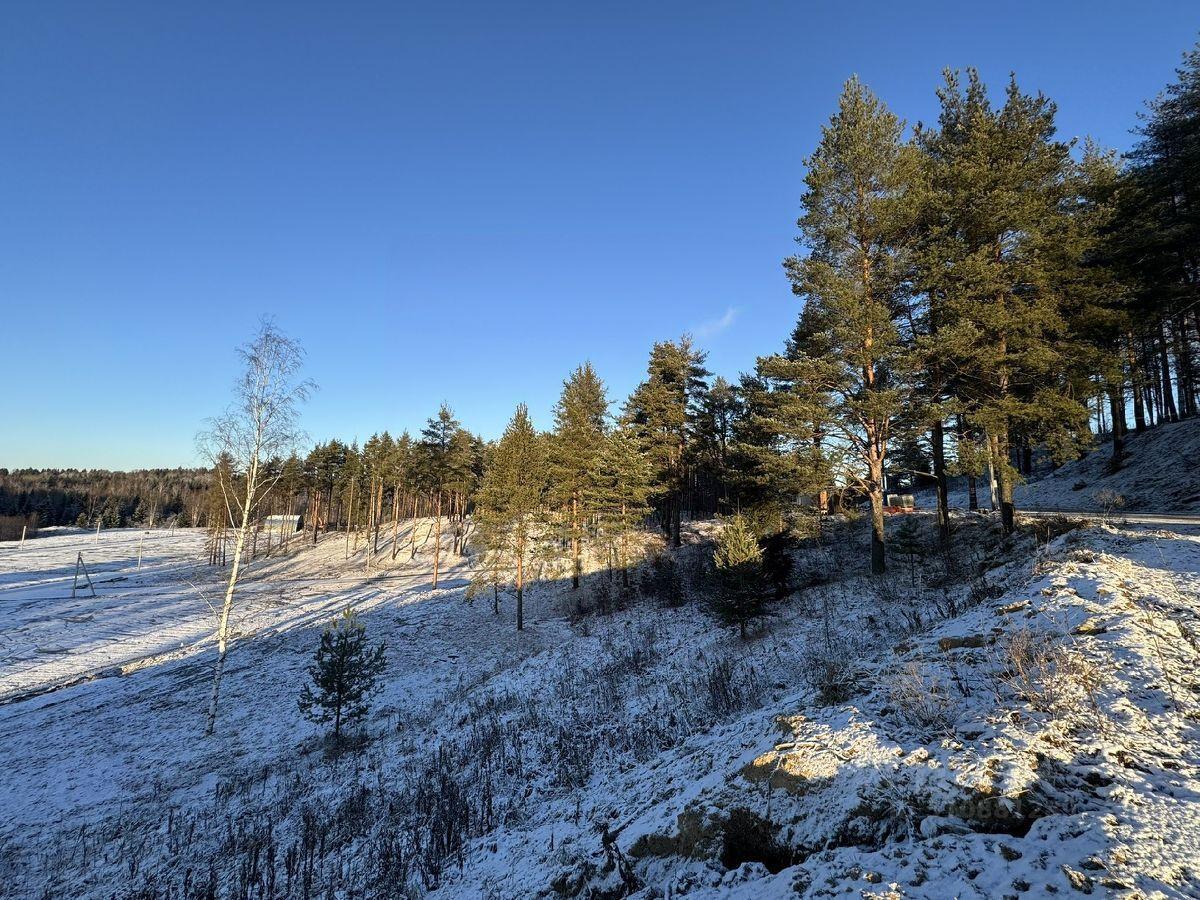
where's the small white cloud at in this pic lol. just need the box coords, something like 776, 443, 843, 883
693, 306, 738, 340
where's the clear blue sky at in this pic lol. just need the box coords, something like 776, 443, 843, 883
2, 1, 1196, 469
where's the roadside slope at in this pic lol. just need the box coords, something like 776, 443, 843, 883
1017, 418, 1200, 513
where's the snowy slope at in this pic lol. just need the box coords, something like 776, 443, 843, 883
2, 517, 1199, 898
442, 523, 1200, 898
1016, 418, 1200, 513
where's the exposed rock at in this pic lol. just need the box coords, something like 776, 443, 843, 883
1060, 864, 1094, 894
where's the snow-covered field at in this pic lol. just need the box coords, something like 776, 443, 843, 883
2, 512, 1199, 898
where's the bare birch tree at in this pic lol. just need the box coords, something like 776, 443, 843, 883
198, 321, 314, 735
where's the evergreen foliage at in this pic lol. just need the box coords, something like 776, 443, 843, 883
626, 338, 710, 547
587, 422, 654, 585
708, 515, 769, 637
298, 608, 387, 745
473, 404, 549, 631
548, 363, 609, 589
915, 70, 1089, 534
776, 77, 919, 575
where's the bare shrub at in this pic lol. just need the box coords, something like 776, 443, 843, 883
1094, 489, 1126, 524
871, 575, 923, 632
1000, 629, 1103, 717
886, 662, 955, 736
693, 653, 762, 718
801, 639, 859, 704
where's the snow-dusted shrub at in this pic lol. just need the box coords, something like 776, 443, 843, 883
801, 638, 859, 704
1000, 629, 1102, 717
871, 574, 924, 632
886, 662, 955, 737
695, 653, 762, 717
1094, 488, 1126, 522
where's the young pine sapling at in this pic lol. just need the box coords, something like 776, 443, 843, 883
299, 608, 387, 746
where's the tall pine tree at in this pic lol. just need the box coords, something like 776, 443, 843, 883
475, 404, 548, 631
626, 338, 709, 547
916, 70, 1088, 534
548, 363, 609, 589
779, 77, 918, 574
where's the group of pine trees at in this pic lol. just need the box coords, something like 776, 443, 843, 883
752, 51, 1200, 572
200, 42, 1199, 602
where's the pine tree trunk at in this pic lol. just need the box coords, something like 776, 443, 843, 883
1173, 314, 1195, 418
344, 479, 355, 560
432, 493, 442, 589
410, 494, 419, 559
390, 487, 402, 560
1159, 324, 1179, 422
992, 431, 1016, 536
571, 494, 581, 590
931, 419, 950, 547
1128, 336, 1147, 432
515, 545, 524, 631
1107, 384, 1126, 464
986, 438, 999, 512
868, 484, 885, 576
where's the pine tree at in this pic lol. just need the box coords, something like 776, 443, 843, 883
730, 369, 830, 514
417, 404, 461, 587
708, 515, 768, 637
778, 76, 918, 574
890, 515, 923, 585
1056, 142, 1136, 466
548, 362, 609, 589
587, 421, 653, 585
388, 431, 414, 560
626, 338, 709, 547
298, 608, 387, 746
474, 404, 548, 631
915, 70, 1089, 535
1116, 41, 1200, 423
694, 376, 741, 515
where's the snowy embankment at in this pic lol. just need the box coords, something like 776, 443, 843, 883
1, 515, 1199, 897
1016, 417, 1200, 513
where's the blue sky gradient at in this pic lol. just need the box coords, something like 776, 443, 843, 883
2, 1, 1196, 468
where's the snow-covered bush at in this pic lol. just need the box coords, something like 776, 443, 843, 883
1000, 628, 1102, 716
886, 662, 955, 737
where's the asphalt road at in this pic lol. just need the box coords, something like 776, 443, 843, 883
1015, 507, 1200, 527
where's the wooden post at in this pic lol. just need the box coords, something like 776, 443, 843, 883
137, 535, 144, 570
72, 552, 96, 599
19, 525, 26, 548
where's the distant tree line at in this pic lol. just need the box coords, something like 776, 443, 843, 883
0, 468, 212, 529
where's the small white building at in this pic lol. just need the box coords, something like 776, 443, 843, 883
262, 514, 303, 533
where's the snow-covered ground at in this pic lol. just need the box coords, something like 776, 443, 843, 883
1016, 418, 1200, 513
910, 418, 1200, 515
2, 512, 1199, 898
